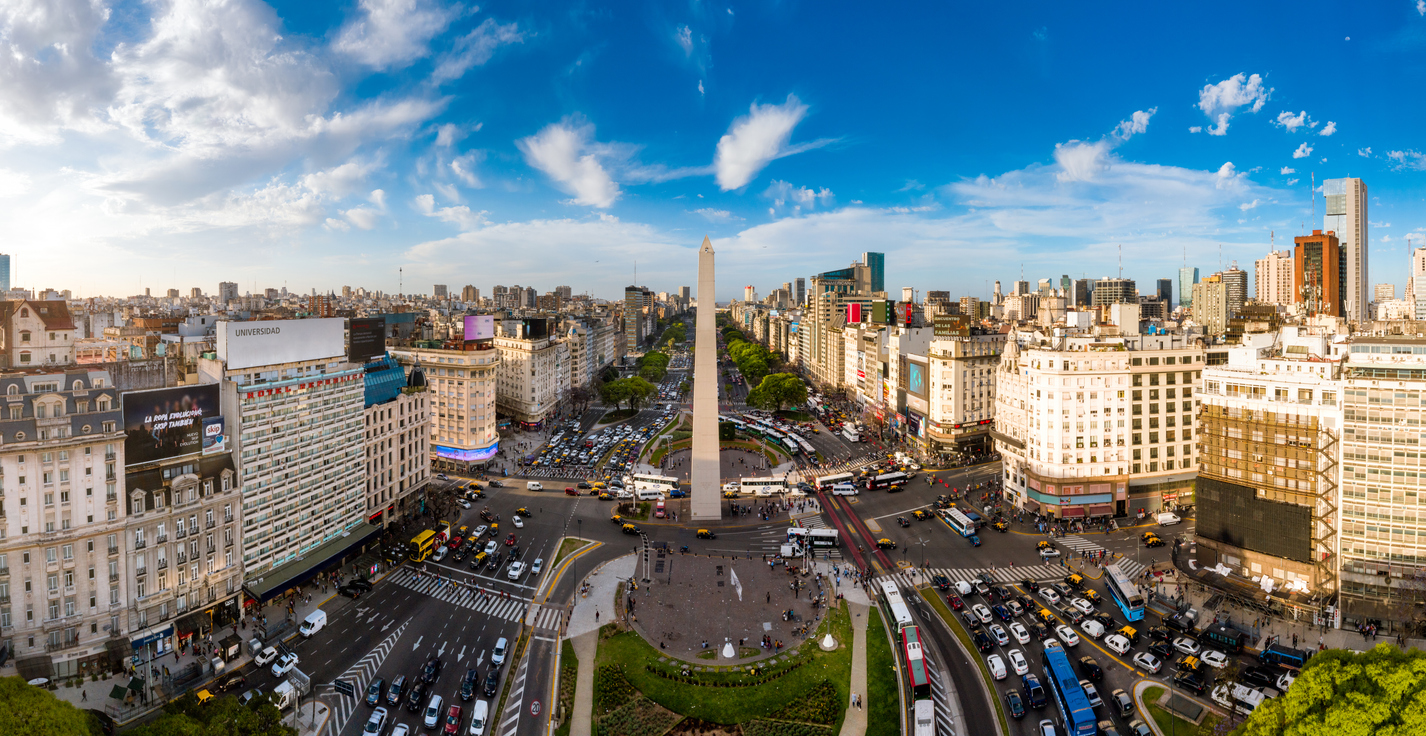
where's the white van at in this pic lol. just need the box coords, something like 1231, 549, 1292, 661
635, 489, 665, 501
831, 484, 859, 496
1157, 512, 1181, 526
955, 581, 974, 597
527, 481, 543, 492
299, 609, 326, 638
1212, 683, 1264, 715
432, 545, 448, 562
467, 700, 490, 735
1080, 619, 1107, 640
721, 482, 741, 492
492, 637, 508, 667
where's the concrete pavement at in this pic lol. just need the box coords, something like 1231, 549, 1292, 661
839, 601, 870, 736
568, 632, 598, 736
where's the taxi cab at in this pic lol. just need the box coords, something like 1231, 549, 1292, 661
1142, 532, 1165, 547
723, 490, 739, 499
1082, 589, 1103, 604
593, 482, 607, 490
196, 689, 214, 705
610, 514, 623, 524
456, 525, 469, 538
622, 523, 642, 535
1177, 655, 1203, 673
876, 538, 897, 550
912, 509, 931, 521
696, 529, 716, 539
599, 492, 614, 501
1037, 608, 1057, 625
1036, 540, 1055, 551
1117, 625, 1140, 645
992, 520, 1009, 533
1064, 574, 1085, 589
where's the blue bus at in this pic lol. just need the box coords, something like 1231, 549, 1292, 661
1103, 563, 1146, 622
1041, 645, 1097, 736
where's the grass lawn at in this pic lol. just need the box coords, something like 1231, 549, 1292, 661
554, 639, 578, 736
919, 589, 1010, 736
647, 438, 783, 467
553, 538, 590, 568
594, 601, 854, 731
865, 608, 901, 736
1143, 686, 1224, 735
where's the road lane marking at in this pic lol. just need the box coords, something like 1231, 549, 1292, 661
412, 635, 423, 651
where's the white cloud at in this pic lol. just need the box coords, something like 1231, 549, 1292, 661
1273, 110, 1312, 132
435, 123, 465, 147
692, 208, 741, 223
1113, 108, 1158, 140
414, 193, 435, 214
1358, 147, 1373, 157
0, 0, 117, 145
1215, 162, 1245, 190
1280, 167, 1296, 175
714, 95, 831, 191
1387, 150, 1426, 171
517, 119, 621, 207
674, 25, 693, 56
302, 160, 379, 198
0, 168, 32, 198
1292, 142, 1313, 159
324, 217, 350, 231
1239, 199, 1261, 211
334, 0, 455, 70
431, 18, 524, 85
1197, 73, 1271, 135
1381, 234, 1394, 243
449, 152, 485, 187
369, 189, 387, 209
698, 80, 705, 96
344, 206, 381, 230
1188, 126, 1202, 133
1419, 0, 1425, 15
1319, 121, 1336, 136
1055, 140, 1112, 182
1286, 178, 1299, 186
763, 180, 834, 212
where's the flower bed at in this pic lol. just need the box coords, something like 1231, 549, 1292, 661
594, 695, 683, 736
595, 664, 638, 716
767, 681, 841, 725
741, 721, 834, 736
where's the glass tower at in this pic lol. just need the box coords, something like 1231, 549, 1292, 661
861, 252, 885, 293
1178, 266, 1199, 309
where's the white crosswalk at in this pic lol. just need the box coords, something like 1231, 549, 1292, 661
926, 662, 956, 736
876, 558, 1149, 591
528, 605, 564, 632
1057, 534, 1108, 554
389, 568, 532, 622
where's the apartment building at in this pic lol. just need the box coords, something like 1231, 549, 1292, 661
0, 300, 78, 369
0, 369, 128, 681
993, 331, 1203, 519
495, 320, 570, 429
925, 330, 1006, 459
393, 344, 499, 473
1255, 250, 1295, 307
362, 355, 431, 527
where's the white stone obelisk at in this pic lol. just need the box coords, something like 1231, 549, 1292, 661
690, 236, 722, 521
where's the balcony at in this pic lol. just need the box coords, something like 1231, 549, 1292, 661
176, 554, 187, 565
157, 559, 168, 571
105, 493, 116, 504
206, 519, 215, 529
133, 539, 145, 550
0, 567, 8, 579
46, 638, 81, 652
107, 546, 119, 556
134, 567, 147, 577
155, 535, 167, 544
105, 452, 116, 461
0, 594, 9, 604
109, 572, 119, 582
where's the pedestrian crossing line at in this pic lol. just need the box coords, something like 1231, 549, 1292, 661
390, 569, 532, 622
876, 559, 1152, 595
1057, 534, 1107, 554
926, 663, 955, 736
496, 653, 531, 736
529, 606, 564, 631
321, 620, 410, 736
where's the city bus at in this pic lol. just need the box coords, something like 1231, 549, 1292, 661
842, 425, 861, 442
1103, 563, 1146, 622
410, 530, 440, 562
941, 508, 975, 537
901, 625, 932, 700
912, 700, 935, 736
867, 472, 910, 491
741, 477, 788, 495
815, 472, 855, 490
1042, 645, 1097, 736
878, 580, 915, 630
628, 474, 680, 500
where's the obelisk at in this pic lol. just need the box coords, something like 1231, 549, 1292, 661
690, 236, 722, 520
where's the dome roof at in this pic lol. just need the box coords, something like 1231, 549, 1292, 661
407, 365, 427, 388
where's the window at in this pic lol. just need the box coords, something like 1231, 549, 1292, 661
132, 499, 142, 515
61, 545, 71, 560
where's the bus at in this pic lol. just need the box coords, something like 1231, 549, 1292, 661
842, 426, 861, 442
1042, 645, 1097, 736
741, 477, 788, 495
941, 508, 975, 537
878, 580, 915, 630
410, 530, 440, 562
807, 528, 840, 548
815, 472, 855, 490
1103, 563, 1146, 622
912, 700, 935, 736
867, 472, 910, 491
627, 474, 680, 499
901, 625, 932, 700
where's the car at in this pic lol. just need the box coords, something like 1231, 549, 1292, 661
1038, 719, 1057, 736
388, 675, 407, 706
565, 487, 580, 496
530, 558, 544, 576
1071, 598, 1094, 615
990, 624, 1009, 646
1144, 536, 1165, 548
1103, 634, 1132, 655
961, 611, 982, 630
507, 561, 526, 580
1079, 656, 1103, 681
458, 499, 471, 509
1055, 626, 1081, 647
406, 680, 428, 712
363, 707, 388, 735
1111, 688, 1135, 716
444, 704, 463, 736
1083, 589, 1103, 605
391, 725, 411, 736
896, 517, 911, 527
1008, 649, 1030, 675
505, 533, 517, 546
239, 689, 265, 708
1126, 720, 1153, 736
947, 595, 965, 610
512, 516, 523, 529
483, 670, 500, 697
993, 519, 1009, 532
973, 631, 993, 653
1133, 652, 1162, 673
987, 653, 1007, 680
967, 534, 982, 547
1051, 582, 1074, 598
254, 646, 279, 667
1091, 612, 1117, 631
366, 678, 386, 707
1242, 666, 1279, 689
1146, 626, 1174, 643
1173, 637, 1201, 656
1009, 622, 1031, 644
974, 580, 991, 596
508, 546, 522, 561
1148, 641, 1175, 660
972, 604, 993, 624
1041, 589, 1061, 605
1097, 721, 1121, 736
993, 605, 1012, 622
422, 657, 444, 684
271, 653, 299, 678
1164, 612, 1196, 633
1006, 600, 1025, 617
876, 538, 896, 549
1276, 672, 1296, 692
484, 541, 498, 555
214, 672, 248, 693
1043, 638, 1060, 651
1080, 679, 1103, 708
932, 575, 951, 591
473, 525, 488, 538
1030, 622, 1050, 641
1172, 669, 1208, 695
423, 694, 444, 729
1004, 690, 1026, 719
1200, 649, 1230, 669
1039, 546, 1061, 558
460, 669, 478, 701
1020, 579, 1039, 592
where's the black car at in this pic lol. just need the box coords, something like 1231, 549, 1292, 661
978, 572, 995, 586
509, 546, 522, 561
1016, 595, 1037, 612
932, 575, 952, 591
1146, 626, 1174, 643
1079, 657, 1103, 682
1148, 641, 1175, 660
1164, 613, 1196, 633
1171, 669, 1208, 695
896, 517, 911, 527
961, 611, 982, 630
421, 657, 444, 684
338, 584, 363, 599
1030, 622, 1050, 641
487, 553, 503, 571
1092, 613, 1118, 630
1019, 579, 1039, 592
453, 548, 469, 562
1004, 690, 1026, 719
973, 631, 993, 653
387, 675, 407, 706
365, 678, 385, 707
989, 586, 1010, 602
483, 670, 500, 697
460, 669, 478, 701
214, 672, 247, 692
405, 680, 427, 712
348, 578, 374, 592
1242, 666, 1281, 690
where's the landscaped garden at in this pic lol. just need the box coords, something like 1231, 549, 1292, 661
865, 608, 901, 736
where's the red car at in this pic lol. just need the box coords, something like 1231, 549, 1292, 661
505, 533, 517, 546
564, 488, 579, 496
947, 595, 965, 610
447, 536, 463, 549
443, 704, 462, 735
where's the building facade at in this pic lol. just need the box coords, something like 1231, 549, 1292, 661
394, 345, 499, 472
1324, 177, 1368, 323
1255, 250, 1295, 307
925, 332, 1005, 459
0, 300, 77, 369
363, 355, 430, 527
1295, 230, 1344, 318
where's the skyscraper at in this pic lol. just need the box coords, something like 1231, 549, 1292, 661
1323, 177, 1368, 321
1060, 275, 1073, 296
1221, 265, 1247, 317
1156, 278, 1173, 308
434, 284, 448, 298
1255, 251, 1294, 306
794, 277, 805, 306
861, 252, 885, 293
1294, 230, 1344, 317
1091, 278, 1136, 306
0, 253, 9, 291
1178, 267, 1199, 309
218, 281, 239, 304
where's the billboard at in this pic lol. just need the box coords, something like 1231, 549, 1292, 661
202, 417, 226, 455
434, 441, 500, 463
218, 318, 346, 371
907, 360, 927, 398
348, 317, 387, 363
870, 300, 890, 324
904, 303, 914, 326
846, 303, 863, 324
123, 385, 222, 466
933, 314, 972, 337
463, 315, 495, 341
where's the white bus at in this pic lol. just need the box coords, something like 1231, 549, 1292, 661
741, 477, 788, 495
808, 528, 839, 548
831, 483, 859, 496
842, 426, 861, 442
627, 473, 679, 500
912, 700, 936, 736
878, 580, 914, 630
815, 472, 855, 489
941, 508, 975, 537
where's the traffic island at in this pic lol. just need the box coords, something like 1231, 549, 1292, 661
1137, 684, 1222, 736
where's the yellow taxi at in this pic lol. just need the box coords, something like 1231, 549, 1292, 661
696, 529, 716, 539
1037, 608, 1057, 625
912, 510, 931, 521
876, 538, 897, 550
610, 514, 623, 524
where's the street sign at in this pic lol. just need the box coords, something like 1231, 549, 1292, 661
530, 700, 541, 716
333, 679, 355, 697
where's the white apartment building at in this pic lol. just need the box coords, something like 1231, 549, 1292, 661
393, 345, 499, 472
1255, 250, 1294, 307
495, 321, 570, 429
362, 355, 431, 526
1324, 177, 1369, 322
925, 332, 1006, 459
0, 369, 129, 680
0, 300, 78, 368
993, 331, 1203, 520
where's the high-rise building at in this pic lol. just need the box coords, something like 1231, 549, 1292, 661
1071, 279, 1093, 308
959, 296, 980, 320
1178, 267, 1199, 309
794, 278, 805, 306
362, 354, 431, 525
218, 282, 238, 305
1192, 275, 1229, 334
679, 285, 691, 302
1221, 265, 1247, 317
0, 253, 9, 291
1323, 177, 1368, 322
1091, 278, 1136, 307
1295, 230, 1344, 317
393, 344, 499, 473
461, 285, 479, 303
1255, 251, 1295, 306
1012, 280, 1030, 296
1060, 275, 1073, 296
495, 320, 570, 429
1155, 279, 1172, 308
1406, 248, 1426, 303
342, 285, 352, 299
744, 285, 755, 302
191, 287, 202, 299
861, 252, 885, 293
1373, 284, 1395, 303
433, 284, 448, 299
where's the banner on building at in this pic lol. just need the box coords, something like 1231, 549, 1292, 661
348, 317, 386, 363
202, 417, 226, 455
122, 385, 221, 466
463, 315, 495, 341
846, 303, 863, 324
933, 314, 972, 337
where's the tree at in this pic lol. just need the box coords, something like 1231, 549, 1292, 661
1236, 644, 1426, 736
128, 691, 295, 736
0, 677, 95, 736
569, 385, 594, 415
599, 379, 632, 410
624, 377, 657, 410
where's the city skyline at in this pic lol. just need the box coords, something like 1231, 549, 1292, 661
2, 2, 1425, 300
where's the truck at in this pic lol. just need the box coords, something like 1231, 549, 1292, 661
271, 680, 298, 711
299, 609, 326, 638
1157, 512, 1181, 526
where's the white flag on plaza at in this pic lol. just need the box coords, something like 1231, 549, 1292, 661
730, 568, 743, 601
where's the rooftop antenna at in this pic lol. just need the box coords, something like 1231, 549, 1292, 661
1118, 244, 1122, 278
399, 267, 403, 298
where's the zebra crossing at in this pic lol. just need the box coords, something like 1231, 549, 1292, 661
527, 604, 564, 632
389, 568, 532, 622
1057, 534, 1108, 554
322, 620, 409, 736
876, 558, 1149, 591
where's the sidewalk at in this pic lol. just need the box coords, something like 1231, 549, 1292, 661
839, 601, 869, 736
569, 632, 598, 736
566, 554, 637, 638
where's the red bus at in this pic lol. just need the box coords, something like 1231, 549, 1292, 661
901, 625, 931, 699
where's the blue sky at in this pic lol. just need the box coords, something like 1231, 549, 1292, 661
3, 0, 1426, 302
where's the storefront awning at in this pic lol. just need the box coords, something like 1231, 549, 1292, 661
1087, 504, 1114, 516
1023, 499, 1040, 513
1061, 506, 1085, 518
242, 522, 382, 603
130, 625, 174, 650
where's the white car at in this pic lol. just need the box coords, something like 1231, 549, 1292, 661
484, 540, 498, 555
1008, 649, 1030, 676
458, 500, 471, 509
254, 646, 279, 667
1055, 626, 1081, 647
271, 652, 300, 677
391, 724, 411, 736
1132, 652, 1162, 674
363, 707, 388, 735
1103, 634, 1132, 655
1039, 547, 1062, 558
473, 525, 488, 537
972, 604, 993, 624
1173, 637, 1200, 656
1079, 680, 1103, 708
987, 654, 1007, 680
423, 694, 444, 729
990, 624, 1009, 646
1199, 649, 1230, 669
1071, 598, 1094, 615
507, 561, 526, 580
531, 558, 544, 576
1041, 589, 1062, 605
1276, 673, 1296, 692
1009, 622, 1031, 645
1043, 638, 1061, 651
512, 516, 524, 529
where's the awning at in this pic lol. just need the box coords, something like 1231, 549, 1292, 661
1062, 506, 1086, 518
243, 522, 382, 604
108, 685, 129, 701
130, 625, 174, 650
1087, 504, 1114, 516
1022, 499, 1039, 513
